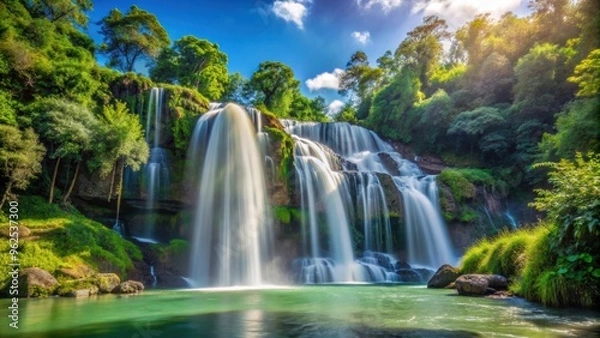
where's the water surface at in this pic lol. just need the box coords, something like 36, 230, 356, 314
1, 285, 598, 337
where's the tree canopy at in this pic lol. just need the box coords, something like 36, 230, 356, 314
98, 5, 170, 72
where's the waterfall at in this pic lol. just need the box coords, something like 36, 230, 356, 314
186, 103, 274, 287
142, 88, 170, 239
283, 121, 456, 280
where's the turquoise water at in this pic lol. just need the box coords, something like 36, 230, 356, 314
1, 285, 598, 337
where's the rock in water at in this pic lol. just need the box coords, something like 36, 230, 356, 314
96, 273, 121, 293
113, 280, 145, 294
19, 267, 59, 297
455, 275, 490, 296
427, 264, 459, 288
455, 274, 508, 296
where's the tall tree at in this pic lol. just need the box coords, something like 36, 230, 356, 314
0, 126, 46, 209
98, 5, 170, 72
339, 51, 383, 105
395, 16, 450, 89
91, 101, 148, 221
29, 98, 98, 204
150, 36, 229, 100
23, 0, 93, 27
248, 61, 299, 116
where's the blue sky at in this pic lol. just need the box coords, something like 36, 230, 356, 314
88, 0, 531, 114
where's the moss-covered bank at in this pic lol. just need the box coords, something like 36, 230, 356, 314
0, 195, 143, 296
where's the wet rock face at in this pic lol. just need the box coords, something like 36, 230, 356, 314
19, 267, 59, 297
427, 264, 459, 289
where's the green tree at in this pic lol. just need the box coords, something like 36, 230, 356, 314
29, 98, 98, 204
395, 16, 450, 89
0, 126, 46, 209
91, 101, 148, 221
23, 0, 93, 27
568, 49, 600, 98
220, 72, 250, 104
150, 36, 229, 100
339, 51, 383, 105
98, 5, 170, 72
448, 106, 505, 154
539, 98, 600, 159
367, 67, 421, 141
248, 61, 299, 116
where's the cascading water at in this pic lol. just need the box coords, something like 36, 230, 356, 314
142, 88, 170, 238
186, 103, 274, 287
283, 120, 456, 282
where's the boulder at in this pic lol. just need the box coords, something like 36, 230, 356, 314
19, 267, 59, 297
113, 280, 145, 294
486, 274, 508, 290
455, 274, 508, 296
96, 273, 121, 293
427, 264, 459, 288
455, 274, 490, 296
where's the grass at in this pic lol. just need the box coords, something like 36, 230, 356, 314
460, 223, 598, 307
0, 195, 142, 294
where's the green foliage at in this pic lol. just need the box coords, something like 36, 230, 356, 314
0, 126, 45, 207
539, 98, 600, 159
438, 169, 476, 203
530, 153, 600, 257
339, 51, 383, 103
568, 49, 600, 97
367, 67, 420, 142
99, 5, 170, 72
220, 72, 250, 104
150, 36, 229, 101
0, 195, 142, 291
395, 16, 450, 89
248, 61, 299, 116
91, 101, 149, 175
264, 126, 294, 187
163, 84, 209, 155
333, 104, 358, 124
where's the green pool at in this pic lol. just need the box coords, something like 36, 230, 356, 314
1, 285, 598, 337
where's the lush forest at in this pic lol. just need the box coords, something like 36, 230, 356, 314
0, 0, 598, 308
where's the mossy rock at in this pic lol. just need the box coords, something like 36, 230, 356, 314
55, 278, 98, 297
96, 273, 121, 293
18, 267, 59, 297
113, 280, 144, 294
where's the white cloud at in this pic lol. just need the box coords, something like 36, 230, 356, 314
356, 0, 404, 13
411, 0, 523, 28
352, 31, 371, 44
305, 68, 345, 91
327, 100, 345, 116
272, 0, 311, 29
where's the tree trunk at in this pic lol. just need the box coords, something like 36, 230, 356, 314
115, 162, 125, 224
49, 157, 61, 204
62, 160, 81, 205
0, 180, 14, 210
108, 164, 116, 202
